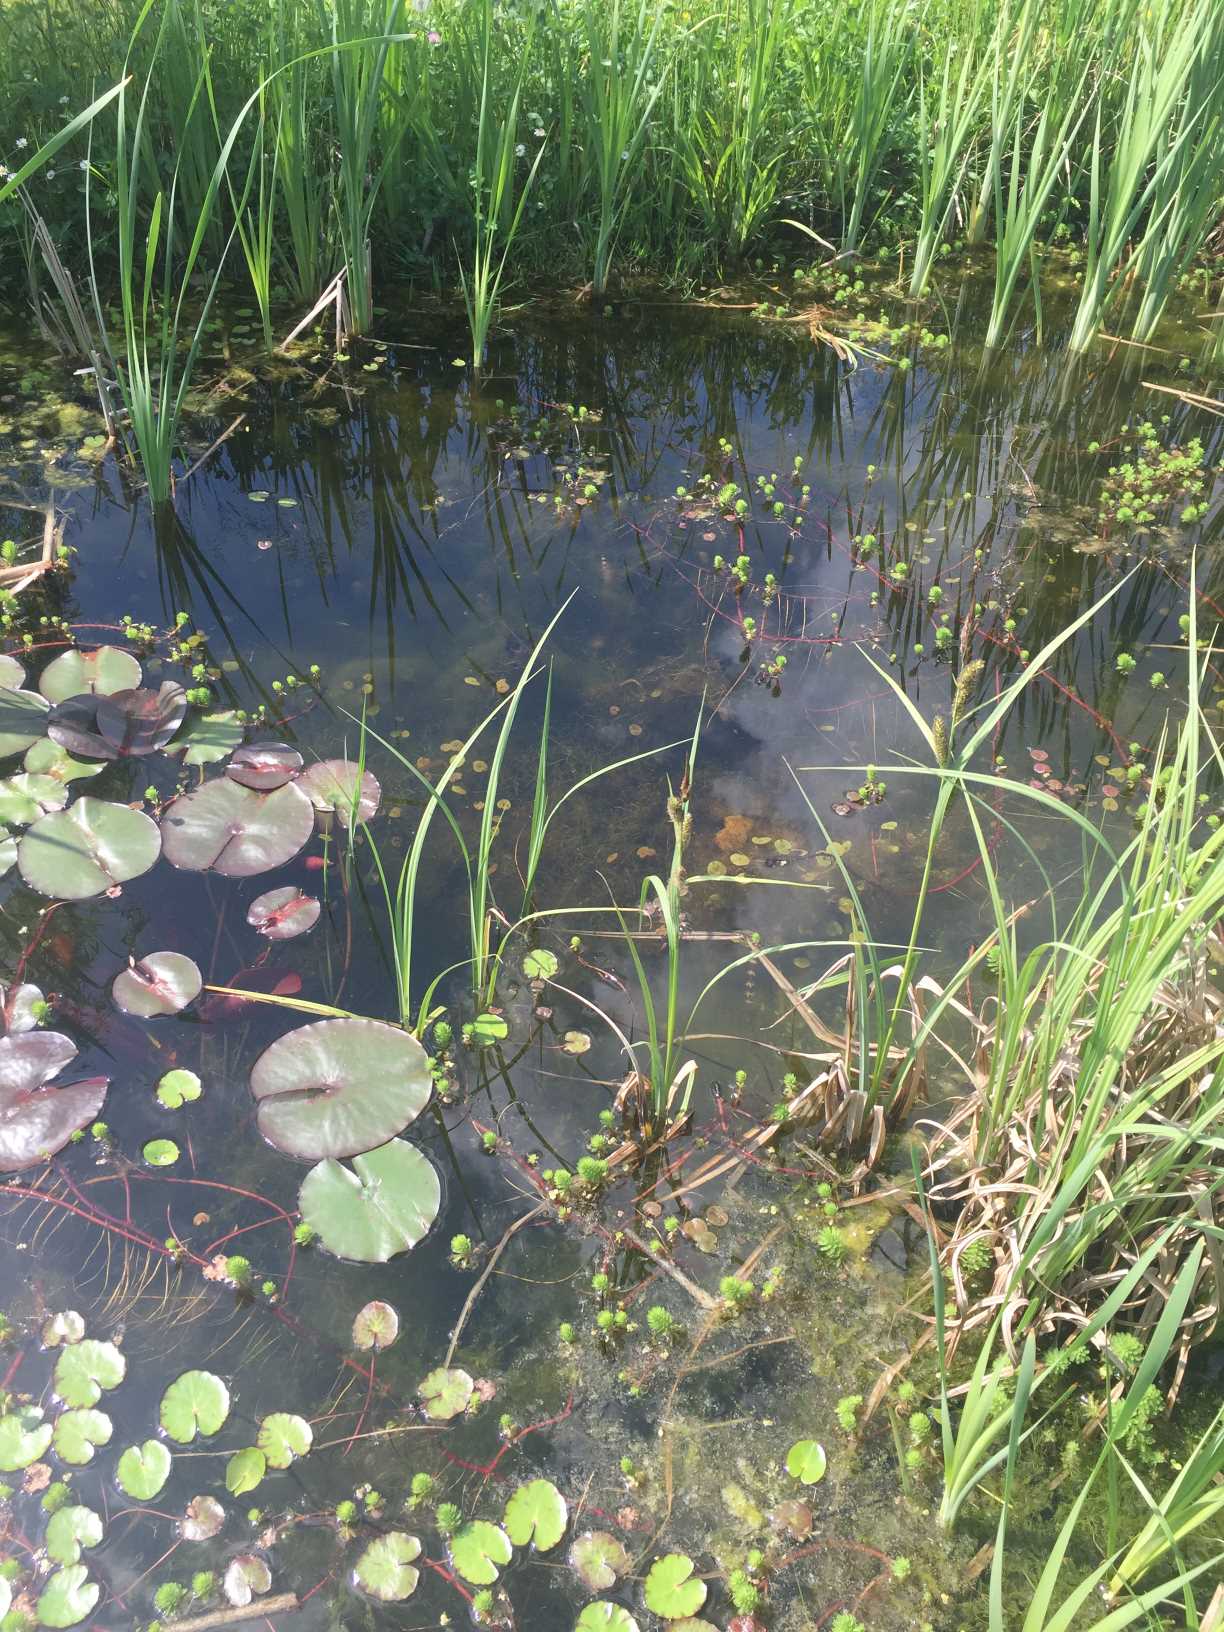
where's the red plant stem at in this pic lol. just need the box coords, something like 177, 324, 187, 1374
1, 1349, 24, 1390
438, 1396, 575, 1482
421, 1556, 474, 1604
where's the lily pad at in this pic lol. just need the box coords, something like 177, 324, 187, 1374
171, 710, 244, 767
785, 1439, 827, 1485
247, 885, 320, 939
504, 1478, 567, 1552
0, 773, 67, 826
418, 1367, 473, 1421
225, 1447, 266, 1496
644, 1555, 707, 1620
569, 1531, 630, 1592
1, 981, 45, 1034
0, 1407, 53, 1471
142, 1138, 180, 1166
226, 742, 303, 791
45, 1505, 103, 1566
180, 1494, 226, 1540
22, 738, 104, 786
160, 1370, 231, 1442
0, 686, 51, 758
354, 1531, 421, 1601
470, 1012, 508, 1046
101, 683, 188, 755
0, 833, 14, 877
116, 1439, 172, 1499
156, 1068, 202, 1108
36, 1565, 99, 1627
112, 951, 202, 1018
450, 1519, 512, 1585
575, 1605, 640, 1632
352, 1300, 400, 1350
562, 1029, 591, 1055
0, 1031, 108, 1172
18, 798, 161, 899
52, 1408, 112, 1465
223, 1555, 272, 1607
161, 775, 313, 876
299, 1138, 440, 1262
38, 646, 141, 704
297, 758, 381, 825
256, 1412, 312, 1468
0, 655, 25, 689
251, 1017, 432, 1161
41, 1310, 85, 1347
53, 1339, 125, 1408
522, 947, 559, 980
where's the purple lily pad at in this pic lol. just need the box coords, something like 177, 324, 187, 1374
45, 695, 114, 760
250, 1018, 432, 1161
0, 1031, 108, 1171
160, 777, 314, 877
95, 683, 188, 756
298, 759, 381, 826
112, 952, 202, 1018
227, 743, 304, 791
247, 886, 321, 940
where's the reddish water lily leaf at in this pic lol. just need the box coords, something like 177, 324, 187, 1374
161, 776, 314, 876
96, 683, 187, 756
112, 952, 202, 1018
297, 759, 381, 826
227, 742, 303, 791
247, 886, 320, 940
0, 1032, 108, 1172
45, 695, 116, 761
180, 1495, 225, 1541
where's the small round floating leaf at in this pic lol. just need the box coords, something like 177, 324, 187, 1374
450, 1520, 512, 1585
0, 655, 25, 689
354, 1532, 421, 1601
0, 773, 67, 826
251, 1017, 432, 1161
247, 885, 320, 940
575, 1605, 640, 1632
470, 1012, 508, 1046
18, 798, 160, 900
53, 1339, 125, 1408
297, 758, 381, 825
0, 687, 51, 758
299, 1139, 440, 1262
142, 1138, 179, 1167
223, 1555, 271, 1608
225, 1447, 266, 1496
116, 1439, 172, 1499
0, 1408, 53, 1471
171, 710, 243, 767
23, 738, 104, 786
95, 683, 187, 756
226, 742, 303, 791
160, 776, 314, 877
569, 1531, 630, 1592
160, 1370, 231, 1442
156, 1069, 202, 1108
504, 1479, 567, 1552
256, 1412, 312, 1469
45, 1505, 103, 1566
785, 1439, 827, 1485
352, 1300, 399, 1351
562, 1030, 591, 1055
112, 951, 202, 1018
41, 1310, 85, 1348
522, 948, 558, 980
36, 1565, 99, 1628
180, 1495, 226, 1541
644, 1555, 707, 1620
418, 1367, 473, 1421
38, 646, 141, 705
52, 1408, 112, 1465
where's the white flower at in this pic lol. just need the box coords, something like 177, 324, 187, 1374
515, 142, 525, 157
79, 159, 89, 170
45, 169, 55, 179
0, 164, 8, 178
59, 94, 69, 104
15, 137, 28, 149
534, 127, 545, 137
621, 149, 629, 160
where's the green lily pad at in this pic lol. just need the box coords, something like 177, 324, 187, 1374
522, 947, 559, 980
22, 738, 105, 785
0, 655, 25, 689
0, 687, 51, 758
45, 1505, 103, 1566
225, 1447, 266, 1496
170, 709, 244, 766
568, 1531, 630, 1592
160, 1370, 231, 1442
298, 1137, 440, 1263
470, 1012, 508, 1046
53, 1338, 125, 1408
785, 1438, 827, 1485
256, 1412, 312, 1469
112, 951, 202, 1018
41, 1310, 85, 1347
38, 646, 141, 704
504, 1478, 567, 1552
156, 1068, 202, 1108
352, 1300, 399, 1350
354, 1531, 421, 1601
36, 1565, 99, 1627
160, 776, 314, 876
250, 1017, 432, 1160
297, 758, 381, 825
181, 1494, 226, 1540
575, 1605, 640, 1632
561, 1029, 591, 1055
52, 1408, 112, 1465
0, 1407, 53, 1470
142, 1138, 180, 1166
418, 1367, 473, 1421
17, 798, 160, 899
116, 1439, 172, 1499
0, 833, 15, 877
450, 1520, 512, 1585
223, 1555, 271, 1607
643, 1554, 706, 1619
0, 773, 67, 826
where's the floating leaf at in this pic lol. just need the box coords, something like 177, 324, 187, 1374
352, 1300, 400, 1351
112, 951, 202, 1018
470, 1012, 508, 1046
0, 773, 67, 826
38, 646, 141, 704
247, 885, 321, 940
160, 1370, 231, 1442
575, 1604, 640, 1632
0, 655, 25, 689
569, 1531, 630, 1592
0, 1031, 108, 1172
95, 683, 187, 756
0, 1408, 53, 1471
784, 1439, 827, 1485
156, 1068, 202, 1108
142, 1138, 180, 1167
53, 1339, 125, 1408
180, 1494, 225, 1540
256, 1412, 312, 1469
0, 834, 14, 877
116, 1439, 172, 1499
504, 1479, 567, 1552
41, 1310, 85, 1348
251, 1017, 432, 1161
36, 1565, 99, 1628
17, 798, 160, 899
160, 776, 314, 876
418, 1368, 473, 1421
644, 1555, 707, 1619
45, 1505, 103, 1566
450, 1520, 512, 1584
227, 742, 303, 791
0, 687, 51, 758
769, 1500, 812, 1538
223, 1555, 272, 1607
52, 1408, 112, 1465
522, 948, 558, 980
170, 710, 244, 767
22, 738, 104, 786
299, 1138, 440, 1262
354, 1532, 421, 1601
298, 758, 381, 825
562, 1030, 591, 1055
225, 1447, 266, 1496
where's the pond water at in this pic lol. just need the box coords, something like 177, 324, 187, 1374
1, 282, 1221, 1631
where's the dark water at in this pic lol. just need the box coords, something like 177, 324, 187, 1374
1, 290, 1221, 1630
